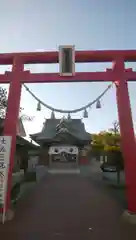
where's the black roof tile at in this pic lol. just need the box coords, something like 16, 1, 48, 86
30, 118, 91, 143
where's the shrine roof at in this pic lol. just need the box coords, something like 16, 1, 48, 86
0, 118, 39, 149
30, 118, 91, 143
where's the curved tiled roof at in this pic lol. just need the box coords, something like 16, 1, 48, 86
30, 118, 91, 143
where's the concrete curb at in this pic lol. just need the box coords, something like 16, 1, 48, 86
122, 210, 136, 224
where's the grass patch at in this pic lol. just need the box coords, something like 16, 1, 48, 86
11, 182, 21, 204
11, 172, 36, 205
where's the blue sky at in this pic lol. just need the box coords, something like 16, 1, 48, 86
0, 0, 136, 135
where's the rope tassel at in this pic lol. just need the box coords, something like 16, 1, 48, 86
37, 101, 41, 111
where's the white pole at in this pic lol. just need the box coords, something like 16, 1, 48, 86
2, 165, 9, 224
105, 155, 108, 163
100, 155, 104, 164
0, 136, 12, 224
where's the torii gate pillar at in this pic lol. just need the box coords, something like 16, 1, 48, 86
114, 59, 136, 218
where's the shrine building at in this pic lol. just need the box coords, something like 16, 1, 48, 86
30, 117, 91, 169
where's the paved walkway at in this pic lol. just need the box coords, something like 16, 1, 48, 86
0, 174, 136, 240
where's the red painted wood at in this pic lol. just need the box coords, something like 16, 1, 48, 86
0, 49, 136, 64
22, 71, 114, 83
125, 71, 136, 81
1, 70, 136, 84
115, 60, 136, 213
0, 50, 135, 214
3, 57, 23, 211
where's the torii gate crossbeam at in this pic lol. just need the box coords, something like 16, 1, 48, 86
0, 49, 136, 217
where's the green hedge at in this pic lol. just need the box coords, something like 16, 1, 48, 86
11, 182, 21, 203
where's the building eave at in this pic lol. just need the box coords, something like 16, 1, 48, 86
16, 135, 40, 149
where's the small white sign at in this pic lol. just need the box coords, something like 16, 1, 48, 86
0, 136, 12, 209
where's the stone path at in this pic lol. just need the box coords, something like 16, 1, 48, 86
0, 174, 136, 239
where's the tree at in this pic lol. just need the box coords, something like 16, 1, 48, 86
0, 86, 34, 121
108, 121, 122, 184
19, 107, 34, 121
91, 125, 123, 185
92, 131, 120, 149
91, 133, 104, 159
108, 120, 120, 135
0, 87, 8, 118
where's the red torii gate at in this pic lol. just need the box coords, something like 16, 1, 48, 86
1, 49, 136, 215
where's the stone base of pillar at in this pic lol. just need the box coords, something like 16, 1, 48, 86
0, 209, 14, 223
122, 210, 136, 224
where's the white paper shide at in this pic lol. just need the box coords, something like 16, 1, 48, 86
0, 136, 12, 209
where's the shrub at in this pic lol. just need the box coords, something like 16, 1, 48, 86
104, 145, 120, 152
24, 172, 36, 182
11, 182, 21, 203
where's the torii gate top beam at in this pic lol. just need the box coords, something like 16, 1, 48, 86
0, 49, 136, 65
